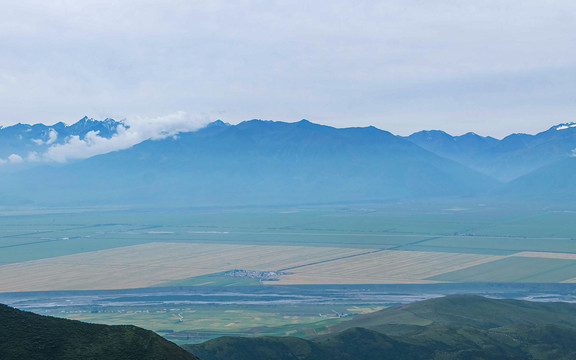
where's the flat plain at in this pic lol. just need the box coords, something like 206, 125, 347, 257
3, 201, 576, 343
266, 250, 504, 285
2, 202, 576, 292
0, 242, 368, 291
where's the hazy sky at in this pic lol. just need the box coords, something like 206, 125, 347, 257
1, 1, 575, 137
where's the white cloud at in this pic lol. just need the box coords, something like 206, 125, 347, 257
46, 128, 58, 145
38, 111, 209, 162
31, 128, 58, 145
7, 154, 24, 163
0, 112, 209, 164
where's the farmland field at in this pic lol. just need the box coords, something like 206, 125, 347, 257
428, 256, 576, 282
266, 250, 504, 285
2, 202, 576, 342
412, 236, 576, 254
52, 303, 363, 343
0, 242, 368, 291
1, 202, 576, 291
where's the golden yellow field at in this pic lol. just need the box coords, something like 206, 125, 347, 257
6, 240, 564, 291
267, 250, 506, 285
0, 242, 367, 292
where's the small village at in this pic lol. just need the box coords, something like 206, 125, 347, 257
223, 269, 286, 281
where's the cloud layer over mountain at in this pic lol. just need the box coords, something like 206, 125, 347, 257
0, 112, 208, 163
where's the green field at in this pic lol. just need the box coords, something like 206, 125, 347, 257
154, 272, 263, 287
412, 236, 576, 253
41, 303, 381, 344
429, 256, 576, 282
398, 245, 517, 255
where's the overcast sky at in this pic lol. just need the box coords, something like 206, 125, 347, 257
1, 0, 575, 137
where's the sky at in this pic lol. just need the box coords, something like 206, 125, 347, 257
1, 1, 576, 138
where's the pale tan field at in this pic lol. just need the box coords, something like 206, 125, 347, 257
0, 241, 518, 291
515, 251, 576, 260
0, 242, 367, 292
267, 250, 506, 285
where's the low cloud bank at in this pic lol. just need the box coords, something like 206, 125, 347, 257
4, 111, 209, 164
31, 128, 58, 146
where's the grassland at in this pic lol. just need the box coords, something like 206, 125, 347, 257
40, 302, 384, 344
155, 272, 262, 287
428, 256, 576, 282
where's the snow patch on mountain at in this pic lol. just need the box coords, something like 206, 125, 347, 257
555, 123, 576, 131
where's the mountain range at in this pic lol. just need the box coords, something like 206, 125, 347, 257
0, 116, 120, 160
0, 117, 575, 206
407, 123, 576, 182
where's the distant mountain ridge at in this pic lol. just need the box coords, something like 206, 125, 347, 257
0, 117, 575, 205
2, 117, 575, 175
0, 118, 497, 206
406, 122, 576, 181
0, 116, 122, 159
497, 157, 576, 200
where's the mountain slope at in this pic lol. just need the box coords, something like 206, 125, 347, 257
0, 119, 498, 206
325, 294, 576, 335
185, 335, 351, 360
0, 303, 198, 360
186, 327, 428, 360
407, 123, 576, 181
184, 295, 576, 360
186, 324, 576, 360
0, 116, 121, 160
496, 157, 576, 201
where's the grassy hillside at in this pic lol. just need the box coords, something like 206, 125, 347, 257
186, 335, 351, 360
0, 304, 198, 360
185, 295, 576, 360
325, 295, 576, 335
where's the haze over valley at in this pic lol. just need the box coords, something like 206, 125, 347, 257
1, 117, 576, 359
